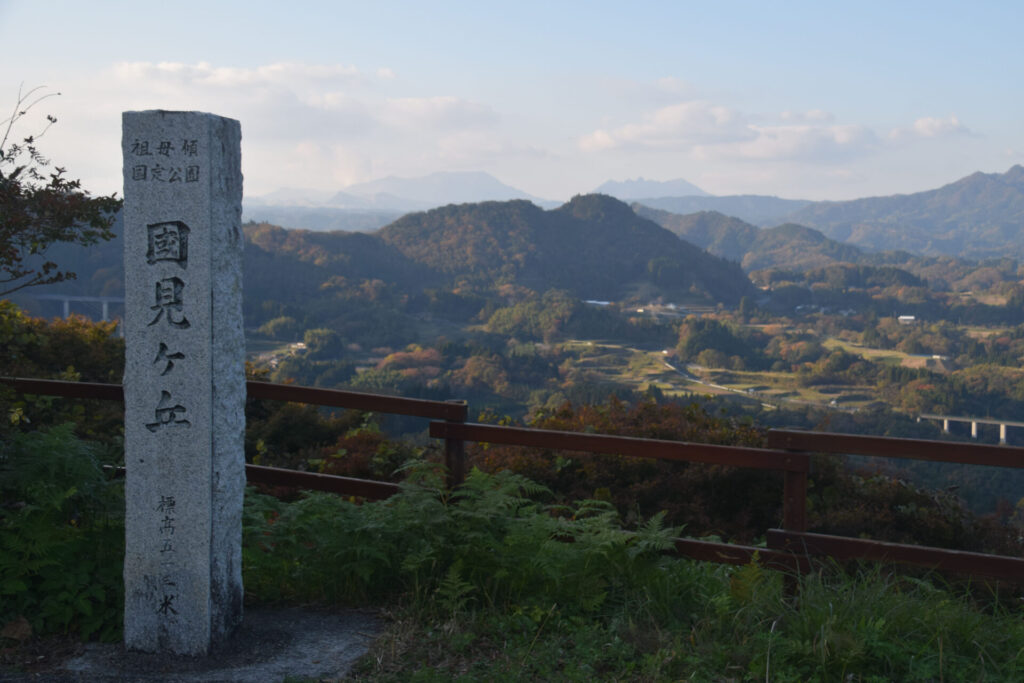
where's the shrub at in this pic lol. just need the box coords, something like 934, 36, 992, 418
0, 425, 124, 641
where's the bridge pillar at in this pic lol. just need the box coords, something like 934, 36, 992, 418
1000, 423, 1007, 445
942, 419, 950, 433
971, 421, 978, 439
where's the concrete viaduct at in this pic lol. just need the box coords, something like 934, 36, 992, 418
30, 294, 124, 321
918, 414, 1024, 445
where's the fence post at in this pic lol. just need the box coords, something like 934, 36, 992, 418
783, 469, 808, 533
444, 399, 468, 489
781, 462, 809, 600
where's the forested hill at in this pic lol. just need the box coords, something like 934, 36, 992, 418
22, 195, 752, 312
243, 223, 442, 307
783, 165, 1024, 258
635, 207, 864, 271
377, 194, 753, 302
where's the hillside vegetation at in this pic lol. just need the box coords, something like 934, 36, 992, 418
785, 165, 1024, 258
636, 207, 863, 270
378, 194, 751, 302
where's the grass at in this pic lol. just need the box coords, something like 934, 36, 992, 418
242, 468, 1024, 681
822, 338, 908, 365
356, 553, 1023, 680
349, 553, 1024, 682
7, 431, 1024, 681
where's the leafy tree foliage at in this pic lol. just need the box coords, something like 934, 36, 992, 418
0, 87, 121, 296
676, 317, 770, 370
256, 315, 301, 340
0, 301, 123, 440
470, 396, 776, 540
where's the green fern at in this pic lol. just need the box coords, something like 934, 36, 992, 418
0, 424, 124, 641
435, 562, 476, 617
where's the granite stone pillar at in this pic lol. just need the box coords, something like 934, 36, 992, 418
121, 111, 245, 655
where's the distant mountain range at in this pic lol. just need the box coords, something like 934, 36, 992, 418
782, 165, 1024, 259
340, 171, 552, 207
631, 165, 1024, 260
243, 171, 558, 230
244, 165, 1024, 260
635, 208, 865, 271
631, 206, 1009, 296
593, 177, 710, 199
243, 206, 406, 233
633, 195, 813, 227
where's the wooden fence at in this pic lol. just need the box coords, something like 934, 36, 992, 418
5, 376, 1024, 582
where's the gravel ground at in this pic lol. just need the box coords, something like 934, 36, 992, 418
0, 607, 381, 682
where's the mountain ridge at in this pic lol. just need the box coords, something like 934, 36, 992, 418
635, 207, 866, 272
377, 194, 753, 303
594, 177, 710, 199
782, 165, 1024, 258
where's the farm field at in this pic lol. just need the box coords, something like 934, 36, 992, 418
564, 339, 881, 412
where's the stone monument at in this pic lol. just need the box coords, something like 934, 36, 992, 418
121, 111, 245, 655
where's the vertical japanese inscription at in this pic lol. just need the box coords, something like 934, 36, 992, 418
155, 494, 178, 616
123, 110, 244, 655
136, 138, 198, 624
141, 201, 195, 622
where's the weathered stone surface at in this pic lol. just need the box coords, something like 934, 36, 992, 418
121, 111, 245, 655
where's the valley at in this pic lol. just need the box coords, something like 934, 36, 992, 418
10, 180, 1024, 517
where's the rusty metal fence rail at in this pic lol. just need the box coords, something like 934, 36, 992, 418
5, 376, 1024, 582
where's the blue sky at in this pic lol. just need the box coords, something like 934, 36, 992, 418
1, 0, 1021, 201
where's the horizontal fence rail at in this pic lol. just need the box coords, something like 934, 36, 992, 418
247, 381, 467, 422
102, 462, 401, 502
3, 377, 125, 402
6, 376, 1024, 583
245, 464, 400, 500
767, 529, 1024, 582
673, 537, 811, 574
430, 421, 812, 534
1, 376, 467, 422
430, 421, 808, 472
768, 428, 1024, 468
3, 376, 470, 488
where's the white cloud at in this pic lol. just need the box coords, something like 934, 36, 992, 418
578, 129, 617, 152
380, 96, 497, 130
780, 109, 835, 123
99, 61, 379, 142
581, 101, 875, 163
435, 130, 550, 167
889, 115, 970, 140
95, 62, 499, 146
25, 60, 509, 195
654, 77, 693, 95
699, 123, 878, 162
250, 140, 371, 190
118, 61, 361, 85
579, 101, 753, 151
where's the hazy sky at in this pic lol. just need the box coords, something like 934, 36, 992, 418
1, 0, 1021, 202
